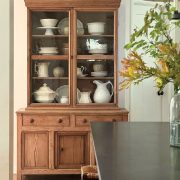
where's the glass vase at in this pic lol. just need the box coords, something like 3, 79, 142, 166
170, 91, 180, 147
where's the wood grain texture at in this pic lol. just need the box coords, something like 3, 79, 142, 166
22, 115, 70, 127
22, 132, 49, 169
55, 132, 89, 169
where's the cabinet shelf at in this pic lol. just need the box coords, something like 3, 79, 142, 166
32, 77, 68, 80
78, 34, 114, 38
32, 35, 68, 38
77, 77, 114, 80
31, 55, 69, 60
77, 55, 114, 60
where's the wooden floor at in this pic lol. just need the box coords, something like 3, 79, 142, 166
14, 174, 81, 180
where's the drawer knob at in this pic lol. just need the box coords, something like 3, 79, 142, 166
30, 119, 34, 123
112, 119, 117, 122
83, 119, 88, 123
58, 119, 63, 123
61, 147, 64, 151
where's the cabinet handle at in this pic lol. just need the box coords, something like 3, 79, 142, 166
112, 119, 117, 122
61, 147, 64, 151
30, 119, 34, 123
58, 119, 63, 123
83, 119, 88, 123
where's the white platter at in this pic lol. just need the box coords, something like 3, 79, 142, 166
57, 18, 84, 35
55, 85, 81, 103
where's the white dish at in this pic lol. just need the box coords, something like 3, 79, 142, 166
40, 47, 58, 49
39, 50, 58, 52
57, 18, 84, 35
39, 52, 59, 55
77, 74, 88, 78
55, 85, 81, 103
89, 49, 107, 54
91, 71, 108, 77
40, 19, 58, 27
87, 22, 105, 35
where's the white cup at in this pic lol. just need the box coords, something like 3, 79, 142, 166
77, 66, 85, 76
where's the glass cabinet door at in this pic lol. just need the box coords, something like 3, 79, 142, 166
30, 11, 70, 105
76, 11, 115, 105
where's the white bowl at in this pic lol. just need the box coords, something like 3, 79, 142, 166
40, 19, 58, 27
40, 47, 58, 51
87, 22, 105, 35
91, 71, 108, 77
89, 49, 107, 54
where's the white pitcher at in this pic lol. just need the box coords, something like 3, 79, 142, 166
78, 91, 92, 103
35, 62, 49, 77
93, 80, 113, 103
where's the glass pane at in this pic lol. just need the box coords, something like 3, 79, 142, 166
30, 11, 70, 105
31, 60, 69, 104
31, 11, 69, 55
76, 59, 114, 104
77, 12, 114, 55
76, 11, 115, 104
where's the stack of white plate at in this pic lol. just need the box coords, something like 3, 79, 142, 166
91, 71, 108, 77
89, 48, 107, 54
39, 47, 59, 55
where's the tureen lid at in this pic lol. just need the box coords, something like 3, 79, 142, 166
35, 83, 55, 94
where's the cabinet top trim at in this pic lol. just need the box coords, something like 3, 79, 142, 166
24, 0, 121, 9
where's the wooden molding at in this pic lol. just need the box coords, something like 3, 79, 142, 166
24, 0, 121, 9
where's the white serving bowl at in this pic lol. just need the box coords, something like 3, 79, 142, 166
34, 83, 56, 103
40, 19, 58, 27
87, 22, 105, 35
40, 47, 58, 51
91, 71, 108, 77
89, 48, 107, 54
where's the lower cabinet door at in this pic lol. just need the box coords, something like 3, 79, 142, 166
22, 131, 49, 169
55, 132, 89, 169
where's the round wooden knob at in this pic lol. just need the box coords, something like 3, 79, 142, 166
61, 147, 64, 151
30, 119, 34, 123
58, 119, 63, 123
112, 119, 117, 122
83, 119, 88, 123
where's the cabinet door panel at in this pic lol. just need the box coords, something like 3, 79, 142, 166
55, 132, 89, 168
22, 132, 49, 169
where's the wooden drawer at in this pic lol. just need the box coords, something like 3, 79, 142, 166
22, 115, 70, 127
75, 115, 123, 127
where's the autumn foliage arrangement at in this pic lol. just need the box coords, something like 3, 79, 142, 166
120, 2, 180, 93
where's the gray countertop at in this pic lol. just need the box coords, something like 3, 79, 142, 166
91, 122, 180, 180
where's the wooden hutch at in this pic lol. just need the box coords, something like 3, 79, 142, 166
17, 0, 128, 179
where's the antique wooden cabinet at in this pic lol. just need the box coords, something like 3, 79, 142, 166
17, 0, 128, 179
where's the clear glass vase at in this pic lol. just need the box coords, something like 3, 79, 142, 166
170, 91, 180, 147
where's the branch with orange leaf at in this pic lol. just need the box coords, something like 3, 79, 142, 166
119, 2, 180, 93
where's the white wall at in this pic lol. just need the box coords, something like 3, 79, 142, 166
14, 0, 27, 173
0, 0, 13, 179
